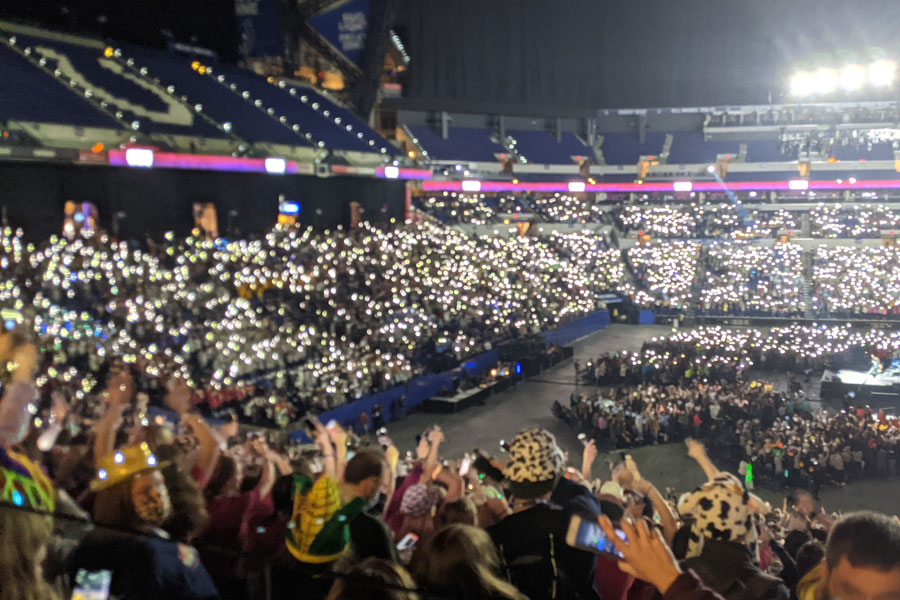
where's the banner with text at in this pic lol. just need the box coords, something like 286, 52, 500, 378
307, 0, 371, 66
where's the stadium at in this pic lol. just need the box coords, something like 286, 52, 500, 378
0, 1, 899, 599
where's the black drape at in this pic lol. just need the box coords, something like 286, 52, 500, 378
0, 163, 406, 240
398, 0, 900, 111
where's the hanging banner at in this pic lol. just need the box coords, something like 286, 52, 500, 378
307, 0, 371, 66
234, 0, 284, 58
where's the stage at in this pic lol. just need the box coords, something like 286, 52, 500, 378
820, 367, 900, 409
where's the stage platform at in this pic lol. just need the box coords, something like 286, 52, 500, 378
820, 368, 900, 409
422, 379, 512, 413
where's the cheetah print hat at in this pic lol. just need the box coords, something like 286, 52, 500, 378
677, 472, 761, 563
503, 428, 566, 499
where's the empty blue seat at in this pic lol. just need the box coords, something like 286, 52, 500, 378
832, 141, 894, 161
13, 33, 225, 138
127, 51, 308, 146
285, 85, 397, 155
406, 125, 504, 162
667, 133, 740, 165
506, 130, 592, 164
600, 133, 665, 165
0, 43, 119, 128
745, 140, 791, 163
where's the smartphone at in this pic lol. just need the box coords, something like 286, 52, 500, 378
396, 533, 419, 552
459, 456, 472, 477
71, 568, 112, 600
565, 515, 625, 559
302, 415, 321, 437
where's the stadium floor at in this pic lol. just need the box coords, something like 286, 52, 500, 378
388, 323, 900, 515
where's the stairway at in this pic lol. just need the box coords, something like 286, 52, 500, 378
800, 278, 814, 318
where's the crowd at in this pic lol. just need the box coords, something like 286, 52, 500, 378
531, 194, 606, 223
3, 330, 900, 600
0, 222, 629, 428
625, 242, 700, 312
615, 205, 705, 238
698, 243, 805, 316
411, 194, 497, 225
811, 204, 900, 238
812, 246, 900, 317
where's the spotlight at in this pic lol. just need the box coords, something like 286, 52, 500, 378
839, 65, 866, 91
813, 68, 837, 94
869, 60, 896, 87
790, 71, 814, 97
706, 165, 716, 174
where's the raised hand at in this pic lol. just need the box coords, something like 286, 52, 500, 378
164, 377, 192, 415
598, 515, 683, 595
685, 438, 706, 460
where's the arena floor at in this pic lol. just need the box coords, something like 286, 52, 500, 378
389, 323, 900, 515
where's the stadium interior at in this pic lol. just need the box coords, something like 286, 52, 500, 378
0, 1, 900, 599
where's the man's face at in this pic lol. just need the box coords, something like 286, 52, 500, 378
826, 557, 900, 600
132, 471, 172, 525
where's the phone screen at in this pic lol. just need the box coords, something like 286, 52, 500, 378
396, 533, 419, 551
459, 456, 472, 476
71, 568, 112, 600
568, 516, 626, 558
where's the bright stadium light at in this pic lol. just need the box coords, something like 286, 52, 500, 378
567, 181, 585, 192
124, 148, 154, 168
813, 68, 837, 94
869, 60, 896, 87
461, 180, 481, 192
706, 165, 716, 174
673, 181, 693, 192
790, 71, 815, 97
839, 65, 866, 91
264, 157, 286, 174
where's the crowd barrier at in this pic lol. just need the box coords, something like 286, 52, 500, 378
151, 309, 614, 442
539, 310, 612, 348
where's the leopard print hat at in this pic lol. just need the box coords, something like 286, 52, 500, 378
677, 472, 761, 563
503, 428, 566, 499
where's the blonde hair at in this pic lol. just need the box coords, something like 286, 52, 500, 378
411, 524, 527, 600
0, 504, 57, 600
326, 557, 419, 600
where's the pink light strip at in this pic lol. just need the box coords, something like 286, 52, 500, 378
420, 179, 900, 193
108, 150, 299, 174
375, 166, 433, 180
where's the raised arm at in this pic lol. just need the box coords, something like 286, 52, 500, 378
166, 378, 221, 485
685, 438, 719, 481
93, 370, 133, 461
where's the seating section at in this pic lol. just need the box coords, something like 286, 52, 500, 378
1, 26, 396, 154
0, 43, 118, 128
406, 125, 504, 162
282, 83, 397, 155
123, 52, 308, 146
12, 33, 225, 139
832, 140, 894, 161
507, 130, 592, 164
600, 133, 666, 165
667, 132, 740, 165
744, 140, 792, 163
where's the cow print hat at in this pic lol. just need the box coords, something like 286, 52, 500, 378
503, 428, 565, 500
677, 472, 761, 563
